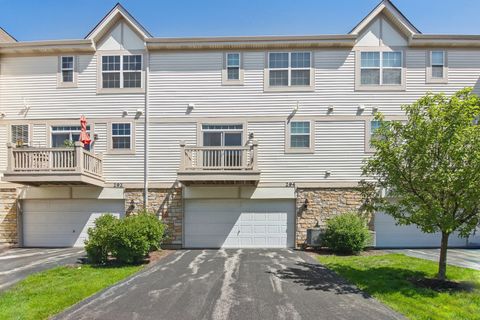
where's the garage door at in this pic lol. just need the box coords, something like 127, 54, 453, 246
375, 212, 472, 248
185, 199, 295, 248
23, 199, 124, 248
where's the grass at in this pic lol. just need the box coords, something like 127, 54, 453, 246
318, 253, 480, 320
0, 264, 142, 320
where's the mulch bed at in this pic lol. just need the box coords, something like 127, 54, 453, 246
409, 277, 476, 293
146, 249, 174, 265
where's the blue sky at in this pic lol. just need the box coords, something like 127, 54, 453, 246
1, 0, 479, 41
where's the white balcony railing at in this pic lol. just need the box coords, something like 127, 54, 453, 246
179, 141, 258, 172
6, 142, 103, 179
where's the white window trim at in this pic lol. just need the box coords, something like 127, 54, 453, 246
264, 51, 314, 92
107, 122, 135, 154
197, 121, 247, 146
222, 52, 244, 85
10, 124, 31, 147
355, 48, 406, 91
285, 120, 315, 154
426, 50, 448, 84
50, 125, 91, 148
57, 56, 78, 88
97, 51, 146, 94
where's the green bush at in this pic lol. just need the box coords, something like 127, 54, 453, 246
85, 214, 119, 264
323, 212, 370, 254
84, 211, 166, 265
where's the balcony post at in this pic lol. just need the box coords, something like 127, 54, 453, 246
179, 141, 186, 171
252, 140, 258, 171
6, 143, 13, 172
75, 141, 84, 173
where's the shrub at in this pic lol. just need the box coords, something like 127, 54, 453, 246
84, 211, 166, 265
85, 214, 119, 264
323, 212, 370, 254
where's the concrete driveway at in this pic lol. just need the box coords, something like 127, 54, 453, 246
56, 249, 402, 320
0, 248, 85, 291
389, 249, 480, 270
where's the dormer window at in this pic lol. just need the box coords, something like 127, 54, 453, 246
100, 54, 143, 92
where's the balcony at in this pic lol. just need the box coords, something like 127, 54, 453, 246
3, 142, 104, 187
177, 141, 260, 185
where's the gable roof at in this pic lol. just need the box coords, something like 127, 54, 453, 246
85, 3, 152, 42
349, 0, 421, 37
0, 27, 17, 43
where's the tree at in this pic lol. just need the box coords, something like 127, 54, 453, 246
362, 88, 480, 280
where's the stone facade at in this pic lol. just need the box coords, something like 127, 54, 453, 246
124, 188, 183, 246
0, 188, 18, 247
295, 188, 366, 248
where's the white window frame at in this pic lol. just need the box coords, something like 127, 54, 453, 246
285, 120, 314, 153
356, 49, 405, 91
97, 52, 145, 94
10, 124, 30, 147
50, 125, 91, 149
222, 53, 244, 85
57, 56, 77, 88
426, 50, 448, 84
265, 51, 314, 92
108, 122, 134, 154
199, 123, 246, 146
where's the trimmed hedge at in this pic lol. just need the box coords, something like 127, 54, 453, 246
85, 211, 166, 265
323, 212, 370, 254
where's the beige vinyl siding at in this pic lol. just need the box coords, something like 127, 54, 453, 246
32, 123, 47, 147
93, 122, 107, 153
148, 122, 196, 183
102, 123, 144, 184
248, 120, 365, 183
0, 55, 145, 120
148, 50, 480, 118
0, 124, 7, 184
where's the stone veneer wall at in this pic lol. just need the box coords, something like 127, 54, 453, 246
0, 188, 18, 247
296, 188, 366, 248
124, 188, 183, 246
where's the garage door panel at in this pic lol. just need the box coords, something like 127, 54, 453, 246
185, 199, 295, 248
23, 199, 124, 248
375, 212, 469, 248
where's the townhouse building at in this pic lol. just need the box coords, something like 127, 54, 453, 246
1, 0, 479, 249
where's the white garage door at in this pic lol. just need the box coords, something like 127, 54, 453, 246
185, 199, 295, 248
23, 199, 125, 248
375, 212, 471, 248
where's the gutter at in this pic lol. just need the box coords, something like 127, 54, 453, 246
144, 51, 150, 208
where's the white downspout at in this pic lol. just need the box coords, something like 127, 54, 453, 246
143, 51, 150, 209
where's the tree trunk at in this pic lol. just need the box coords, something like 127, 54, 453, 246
437, 232, 450, 280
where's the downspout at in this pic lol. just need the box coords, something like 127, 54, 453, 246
143, 50, 150, 209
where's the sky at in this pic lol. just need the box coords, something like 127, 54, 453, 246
1, 0, 479, 41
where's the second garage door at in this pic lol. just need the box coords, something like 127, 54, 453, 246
23, 199, 125, 248
185, 199, 295, 248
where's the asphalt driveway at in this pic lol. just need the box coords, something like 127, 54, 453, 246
0, 248, 85, 291
389, 249, 480, 270
56, 249, 402, 320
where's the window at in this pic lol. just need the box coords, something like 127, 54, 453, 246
366, 120, 390, 152
359, 51, 403, 87
101, 55, 142, 89
226, 53, 240, 80
202, 124, 243, 147
427, 51, 447, 83
61, 56, 74, 83
11, 125, 29, 146
286, 121, 313, 153
51, 125, 90, 149
111, 123, 131, 150
268, 52, 311, 88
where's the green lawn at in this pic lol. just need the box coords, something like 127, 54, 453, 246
0, 264, 142, 320
318, 253, 480, 320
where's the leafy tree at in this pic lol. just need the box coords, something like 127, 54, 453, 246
362, 88, 480, 280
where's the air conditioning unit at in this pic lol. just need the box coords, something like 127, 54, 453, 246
306, 228, 325, 247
